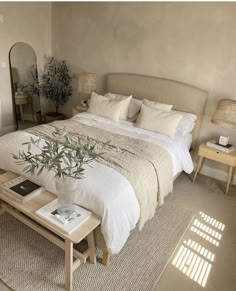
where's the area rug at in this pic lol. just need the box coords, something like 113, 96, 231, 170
0, 196, 193, 291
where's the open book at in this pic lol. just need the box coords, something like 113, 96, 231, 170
36, 199, 92, 234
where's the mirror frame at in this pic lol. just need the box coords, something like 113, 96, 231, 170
9, 42, 39, 130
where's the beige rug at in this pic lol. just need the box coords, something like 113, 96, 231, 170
0, 196, 193, 291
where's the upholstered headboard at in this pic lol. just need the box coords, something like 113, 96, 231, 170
107, 73, 208, 150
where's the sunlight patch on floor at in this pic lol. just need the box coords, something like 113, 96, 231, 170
199, 212, 225, 231
172, 212, 225, 287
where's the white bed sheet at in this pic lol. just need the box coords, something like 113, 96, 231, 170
0, 113, 193, 255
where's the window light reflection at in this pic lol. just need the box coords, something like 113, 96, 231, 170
172, 239, 214, 287
172, 212, 225, 288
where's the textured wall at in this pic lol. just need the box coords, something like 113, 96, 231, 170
0, 2, 52, 129
52, 2, 236, 183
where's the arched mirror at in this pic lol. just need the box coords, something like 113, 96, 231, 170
9, 42, 41, 130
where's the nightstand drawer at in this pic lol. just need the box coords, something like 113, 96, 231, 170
199, 145, 236, 166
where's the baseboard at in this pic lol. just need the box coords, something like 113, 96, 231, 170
193, 161, 236, 186
0, 125, 15, 136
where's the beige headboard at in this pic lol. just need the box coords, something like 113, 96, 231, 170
107, 73, 208, 150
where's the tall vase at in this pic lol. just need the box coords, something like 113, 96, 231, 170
55, 177, 79, 218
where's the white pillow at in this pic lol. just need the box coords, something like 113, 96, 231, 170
172, 110, 197, 136
128, 98, 143, 120
136, 105, 183, 139
88, 92, 125, 121
105, 92, 132, 120
143, 99, 173, 112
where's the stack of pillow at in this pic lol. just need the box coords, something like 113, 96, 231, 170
88, 92, 132, 122
88, 92, 196, 139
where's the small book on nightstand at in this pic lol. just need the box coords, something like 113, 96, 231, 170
206, 139, 235, 153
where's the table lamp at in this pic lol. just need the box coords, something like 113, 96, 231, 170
211, 99, 236, 145
78, 73, 96, 107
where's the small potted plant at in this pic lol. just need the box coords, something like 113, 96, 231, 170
40, 57, 74, 123
13, 128, 109, 217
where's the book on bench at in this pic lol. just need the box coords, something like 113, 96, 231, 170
0, 176, 44, 203
36, 199, 92, 234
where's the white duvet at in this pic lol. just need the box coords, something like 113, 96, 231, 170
0, 113, 193, 254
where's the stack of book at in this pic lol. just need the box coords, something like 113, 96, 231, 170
206, 139, 235, 153
0, 176, 44, 203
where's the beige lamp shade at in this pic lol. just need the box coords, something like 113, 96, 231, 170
78, 72, 96, 94
211, 99, 236, 128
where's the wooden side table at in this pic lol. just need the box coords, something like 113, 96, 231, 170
15, 94, 34, 122
73, 105, 88, 116
0, 171, 101, 291
193, 144, 236, 195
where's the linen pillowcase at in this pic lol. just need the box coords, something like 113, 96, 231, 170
136, 104, 183, 139
88, 92, 126, 122
128, 98, 143, 120
172, 110, 197, 136
105, 92, 132, 120
143, 98, 173, 112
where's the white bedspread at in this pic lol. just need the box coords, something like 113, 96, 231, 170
0, 113, 193, 254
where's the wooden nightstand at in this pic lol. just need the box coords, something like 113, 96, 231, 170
193, 144, 236, 195
72, 105, 88, 116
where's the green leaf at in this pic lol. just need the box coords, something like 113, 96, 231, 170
37, 166, 44, 176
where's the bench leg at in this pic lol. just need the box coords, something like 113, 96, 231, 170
0, 202, 5, 216
65, 239, 73, 291
102, 249, 111, 266
87, 231, 96, 264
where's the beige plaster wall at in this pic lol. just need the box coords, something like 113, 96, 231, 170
52, 2, 236, 183
0, 2, 52, 129
52, 2, 236, 141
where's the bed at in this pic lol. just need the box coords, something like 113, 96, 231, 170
0, 73, 208, 265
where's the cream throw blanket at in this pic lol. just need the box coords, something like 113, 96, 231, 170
27, 119, 173, 229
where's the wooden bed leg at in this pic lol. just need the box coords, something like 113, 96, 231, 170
0, 203, 5, 216
102, 249, 110, 266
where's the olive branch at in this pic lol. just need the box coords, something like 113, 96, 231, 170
13, 128, 110, 179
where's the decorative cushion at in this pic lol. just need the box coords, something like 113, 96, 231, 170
136, 104, 183, 138
128, 98, 143, 120
105, 92, 132, 120
143, 98, 173, 112
88, 92, 125, 121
